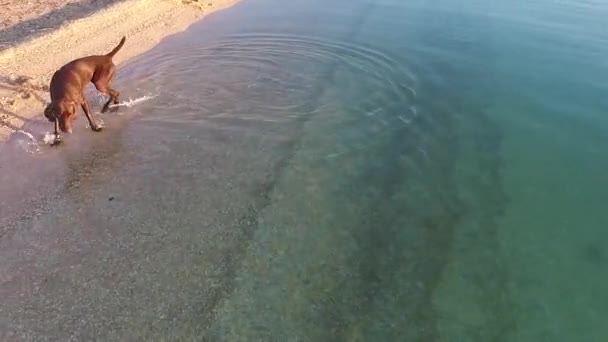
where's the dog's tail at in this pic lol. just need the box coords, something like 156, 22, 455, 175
106, 36, 126, 58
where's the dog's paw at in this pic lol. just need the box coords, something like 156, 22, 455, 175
50, 136, 62, 146
92, 125, 104, 132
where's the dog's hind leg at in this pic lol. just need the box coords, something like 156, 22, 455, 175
81, 98, 103, 132
100, 88, 120, 113
94, 67, 121, 113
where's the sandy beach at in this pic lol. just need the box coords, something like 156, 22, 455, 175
0, 0, 239, 142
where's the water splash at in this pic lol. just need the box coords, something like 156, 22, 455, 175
41, 132, 56, 142
109, 95, 156, 109
13, 130, 41, 153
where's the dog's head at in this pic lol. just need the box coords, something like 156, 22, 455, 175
45, 102, 75, 133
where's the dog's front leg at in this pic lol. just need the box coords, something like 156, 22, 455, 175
51, 120, 62, 146
81, 99, 103, 132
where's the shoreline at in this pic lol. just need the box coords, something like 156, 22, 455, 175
0, 0, 240, 142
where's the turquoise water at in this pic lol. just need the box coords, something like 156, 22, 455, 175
1, 0, 607, 340
193, 0, 608, 340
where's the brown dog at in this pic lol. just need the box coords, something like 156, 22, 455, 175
44, 36, 126, 145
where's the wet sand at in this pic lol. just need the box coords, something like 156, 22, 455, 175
0, 0, 239, 142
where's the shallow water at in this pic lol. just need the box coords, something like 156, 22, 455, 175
1, 0, 607, 340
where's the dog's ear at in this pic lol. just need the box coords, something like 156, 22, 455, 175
43, 103, 56, 122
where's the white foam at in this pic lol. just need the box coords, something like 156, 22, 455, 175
398, 115, 411, 125
417, 146, 429, 159
404, 85, 417, 97
366, 107, 383, 116
409, 105, 418, 116
109, 95, 156, 109
42, 132, 58, 145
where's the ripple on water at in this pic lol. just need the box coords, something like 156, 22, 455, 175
122, 33, 423, 136
120, 33, 462, 340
